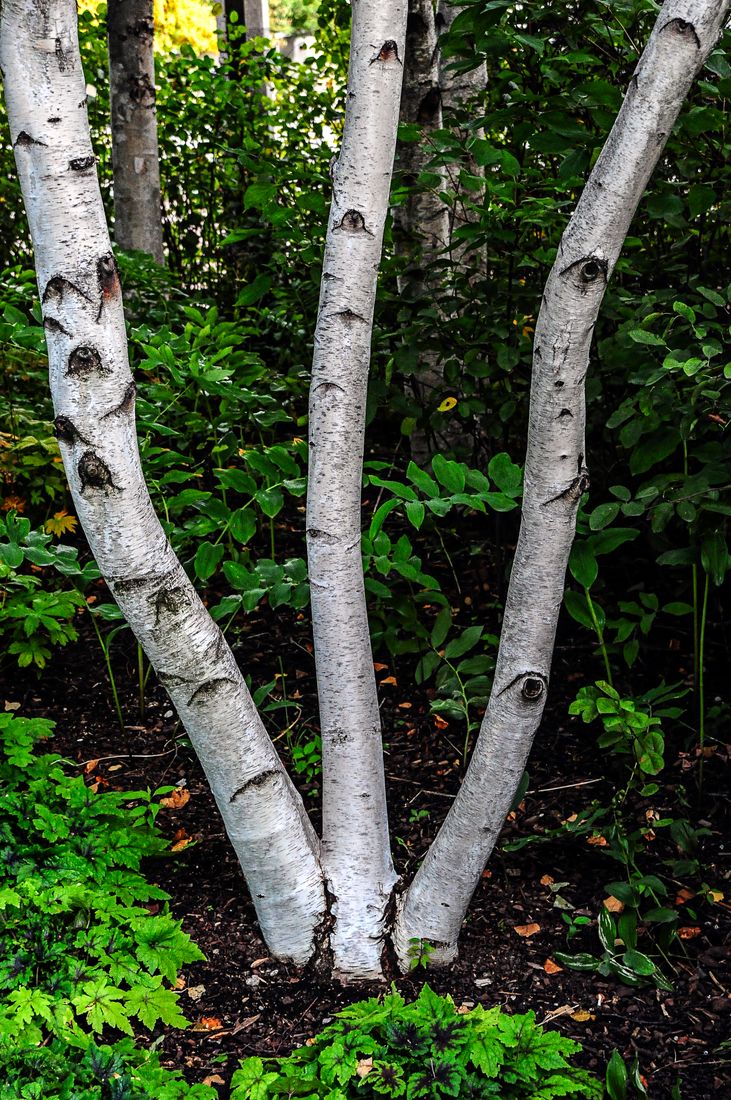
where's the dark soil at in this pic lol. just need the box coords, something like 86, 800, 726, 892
5, 589, 730, 1099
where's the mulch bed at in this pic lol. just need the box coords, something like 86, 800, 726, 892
5, 584, 730, 1098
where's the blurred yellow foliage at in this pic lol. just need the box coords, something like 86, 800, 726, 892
79, 0, 218, 55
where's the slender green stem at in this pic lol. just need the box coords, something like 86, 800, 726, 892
698, 570, 709, 793
88, 611, 125, 734
137, 643, 145, 720
692, 561, 699, 697
585, 587, 612, 687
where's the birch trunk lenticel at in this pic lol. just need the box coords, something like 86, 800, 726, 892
107, 0, 164, 262
307, 0, 407, 979
393, 0, 731, 969
1, 0, 326, 965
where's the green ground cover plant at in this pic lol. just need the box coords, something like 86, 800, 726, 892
230, 985, 602, 1100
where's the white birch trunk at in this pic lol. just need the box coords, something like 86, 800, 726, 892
107, 0, 164, 263
1, 0, 326, 965
393, 0, 731, 969
306, 0, 407, 979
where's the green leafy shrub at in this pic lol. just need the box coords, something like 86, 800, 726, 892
230, 984, 602, 1099
0, 712, 203, 1046
0, 1038, 216, 1100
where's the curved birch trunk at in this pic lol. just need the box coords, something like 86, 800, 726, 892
393, 0, 731, 969
306, 0, 407, 979
1, 0, 325, 966
107, 0, 164, 263
436, 1, 486, 276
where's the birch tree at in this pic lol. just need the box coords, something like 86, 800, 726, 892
307, 2, 407, 979
392, 0, 731, 967
2, 0, 727, 982
1, 0, 325, 967
107, 0, 164, 262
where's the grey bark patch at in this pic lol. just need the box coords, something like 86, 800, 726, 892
370, 40, 402, 64
43, 316, 71, 337
69, 155, 95, 172
662, 17, 701, 49
54, 415, 86, 446
67, 345, 109, 377
14, 130, 46, 147
42, 275, 92, 306
102, 381, 136, 419
187, 677, 236, 706
229, 769, 281, 803
77, 451, 119, 493
332, 309, 367, 324
152, 585, 189, 623
96, 253, 121, 321
306, 527, 339, 545
335, 209, 373, 235
55, 36, 73, 71
496, 670, 548, 699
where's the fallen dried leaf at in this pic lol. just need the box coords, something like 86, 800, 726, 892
709, 890, 724, 903
380, 676, 397, 686
540, 874, 554, 886
544, 958, 563, 974
677, 926, 701, 940
675, 887, 695, 905
571, 1009, 595, 1022
161, 788, 191, 810
174, 976, 186, 990
514, 923, 541, 938
202, 1076, 225, 1088
187, 985, 206, 1001
356, 1058, 373, 1079
3, 701, 21, 712
586, 834, 608, 847
251, 957, 272, 969
108, 764, 123, 773
192, 1017, 223, 1031
171, 828, 193, 852
433, 715, 449, 730
373, 662, 388, 671
84, 759, 100, 775
603, 896, 625, 913
398, 701, 412, 709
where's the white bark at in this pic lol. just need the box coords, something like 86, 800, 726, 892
1, 0, 326, 965
107, 0, 164, 263
393, 0, 731, 968
306, 1, 407, 978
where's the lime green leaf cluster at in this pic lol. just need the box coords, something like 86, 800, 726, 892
0, 713, 203, 1048
230, 985, 602, 1100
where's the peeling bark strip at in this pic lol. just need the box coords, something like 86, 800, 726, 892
392, 0, 731, 969
306, 0, 407, 979
1, 0, 326, 965
106, 0, 164, 262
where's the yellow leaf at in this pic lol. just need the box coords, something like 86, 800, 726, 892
44, 509, 78, 537
437, 396, 458, 412
571, 1009, 595, 1022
